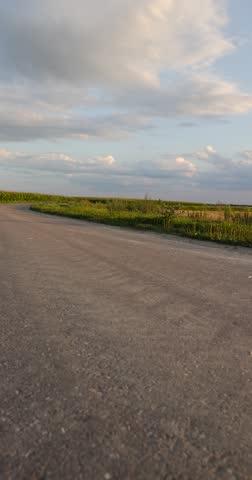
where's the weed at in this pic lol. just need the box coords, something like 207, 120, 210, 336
1, 191, 251, 246
30, 199, 252, 247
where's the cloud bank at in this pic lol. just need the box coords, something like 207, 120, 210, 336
0, 0, 251, 203
1, 146, 251, 192
0, 0, 251, 142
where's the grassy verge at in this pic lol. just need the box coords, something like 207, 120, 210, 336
31, 199, 252, 247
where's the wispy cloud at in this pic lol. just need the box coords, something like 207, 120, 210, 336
0, 150, 117, 173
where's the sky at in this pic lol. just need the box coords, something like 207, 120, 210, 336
0, 0, 252, 203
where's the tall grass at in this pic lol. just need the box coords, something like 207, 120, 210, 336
1, 190, 251, 245
31, 199, 252, 247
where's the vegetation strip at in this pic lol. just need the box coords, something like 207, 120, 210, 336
0, 191, 251, 247
29, 197, 252, 248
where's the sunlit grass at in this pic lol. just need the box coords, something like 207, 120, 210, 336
1, 190, 251, 246
30, 198, 252, 247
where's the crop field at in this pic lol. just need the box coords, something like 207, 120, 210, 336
1, 191, 251, 247
29, 196, 252, 247
0, 191, 73, 204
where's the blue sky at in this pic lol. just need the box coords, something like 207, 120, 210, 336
0, 0, 251, 203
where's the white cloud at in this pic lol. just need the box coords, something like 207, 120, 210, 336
0, 93, 151, 141
0, 0, 251, 142
1, 145, 250, 183
0, 150, 116, 173
175, 157, 197, 177
0, 0, 234, 86
206, 146, 217, 154
195, 146, 217, 160
240, 151, 252, 165
95, 156, 115, 166
0, 146, 251, 202
194, 145, 233, 168
0, 149, 12, 158
119, 73, 252, 117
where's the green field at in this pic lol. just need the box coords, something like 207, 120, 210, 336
0, 191, 73, 204
1, 191, 251, 247
28, 196, 252, 247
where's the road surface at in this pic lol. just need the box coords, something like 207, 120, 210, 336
0, 204, 251, 479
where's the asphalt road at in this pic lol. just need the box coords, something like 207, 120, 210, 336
0, 204, 252, 480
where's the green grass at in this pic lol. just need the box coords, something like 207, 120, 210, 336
0, 191, 70, 203
1, 191, 251, 246
30, 198, 252, 247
